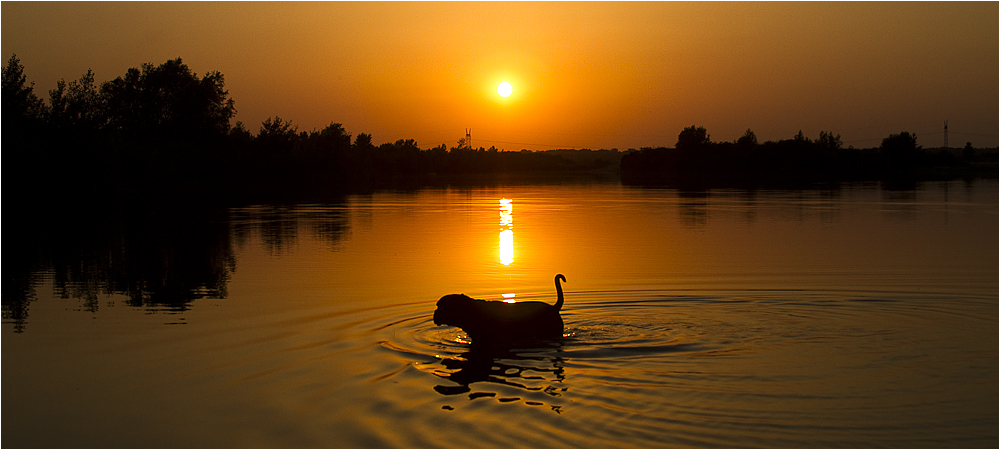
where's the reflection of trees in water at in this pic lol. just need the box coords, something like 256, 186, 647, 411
754, 188, 845, 224
5, 201, 350, 333
55, 213, 235, 311
431, 345, 566, 412
6, 205, 235, 332
880, 183, 920, 222
814, 187, 844, 224
230, 204, 350, 255
634, 185, 854, 228
7, 268, 43, 333
645, 180, 976, 229
677, 189, 710, 228
730, 189, 756, 225
232, 206, 301, 255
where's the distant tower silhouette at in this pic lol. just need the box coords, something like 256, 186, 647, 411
465, 128, 472, 150
943, 120, 949, 148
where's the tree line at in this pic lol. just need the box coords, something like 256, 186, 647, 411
619, 125, 990, 187
4, 55, 992, 200
3, 55, 619, 203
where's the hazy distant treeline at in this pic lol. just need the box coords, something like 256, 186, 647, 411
4, 55, 993, 201
619, 126, 993, 188
3, 55, 619, 202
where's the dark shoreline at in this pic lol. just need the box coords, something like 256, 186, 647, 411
6, 55, 996, 208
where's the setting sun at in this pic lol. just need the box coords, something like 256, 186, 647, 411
497, 81, 513, 98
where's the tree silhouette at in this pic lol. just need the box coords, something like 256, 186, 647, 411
309, 122, 352, 152
880, 131, 919, 152
100, 58, 235, 146
676, 125, 711, 151
7, 53, 988, 198
817, 131, 842, 150
228, 121, 254, 144
257, 116, 298, 152
2, 54, 46, 143
354, 132, 373, 150
736, 128, 758, 148
48, 69, 102, 139
880, 131, 920, 165
963, 141, 975, 160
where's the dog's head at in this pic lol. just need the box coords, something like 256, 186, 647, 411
434, 294, 476, 328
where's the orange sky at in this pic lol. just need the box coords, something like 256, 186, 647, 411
3, 2, 997, 150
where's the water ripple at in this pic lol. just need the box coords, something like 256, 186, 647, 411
345, 287, 997, 447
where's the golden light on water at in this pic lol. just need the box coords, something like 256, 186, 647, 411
499, 198, 513, 227
499, 198, 514, 266
499, 230, 514, 265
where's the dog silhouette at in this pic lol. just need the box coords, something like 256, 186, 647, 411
434, 274, 566, 344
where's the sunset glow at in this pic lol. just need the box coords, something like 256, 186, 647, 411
2, 2, 995, 150
3, 2, 995, 446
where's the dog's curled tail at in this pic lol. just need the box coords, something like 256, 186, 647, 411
554, 274, 567, 311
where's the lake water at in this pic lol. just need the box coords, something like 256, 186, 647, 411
4, 178, 998, 448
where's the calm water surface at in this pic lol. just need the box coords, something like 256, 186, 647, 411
4, 179, 998, 447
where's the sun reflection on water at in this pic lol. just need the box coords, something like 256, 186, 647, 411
499, 198, 516, 301
499, 198, 514, 266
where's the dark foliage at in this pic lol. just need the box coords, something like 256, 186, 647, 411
2, 54, 46, 146
4, 55, 994, 202
6, 55, 624, 203
621, 125, 993, 188
676, 125, 711, 152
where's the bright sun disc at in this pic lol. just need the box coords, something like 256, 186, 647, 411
497, 82, 512, 97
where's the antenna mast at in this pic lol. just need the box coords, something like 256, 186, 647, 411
465, 128, 472, 150
943, 120, 949, 148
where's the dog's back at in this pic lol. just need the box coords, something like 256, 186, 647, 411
434, 275, 567, 344
434, 295, 563, 343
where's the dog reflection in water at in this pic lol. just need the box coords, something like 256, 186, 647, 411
434, 274, 566, 344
